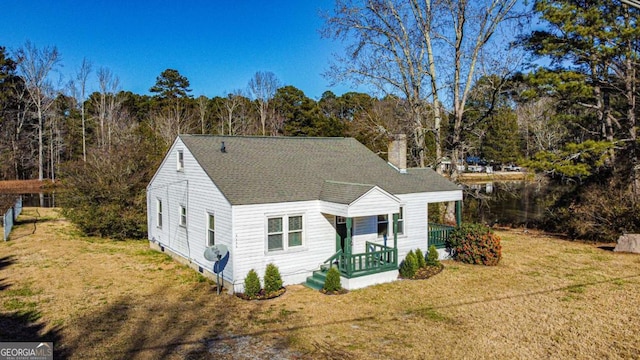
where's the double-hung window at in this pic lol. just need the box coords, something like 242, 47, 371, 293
179, 205, 187, 227
177, 150, 184, 171
157, 199, 163, 228
267, 217, 284, 251
288, 216, 303, 247
267, 215, 304, 252
396, 207, 404, 235
207, 213, 215, 246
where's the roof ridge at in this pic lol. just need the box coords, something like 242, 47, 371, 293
180, 134, 351, 141
324, 180, 376, 187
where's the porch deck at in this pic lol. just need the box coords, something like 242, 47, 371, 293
325, 241, 398, 278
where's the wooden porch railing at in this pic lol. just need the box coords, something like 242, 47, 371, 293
428, 223, 455, 249
323, 242, 397, 278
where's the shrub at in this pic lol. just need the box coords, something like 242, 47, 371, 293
59, 137, 162, 240
448, 223, 502, 266
243, 269, 261, 299
323, 266, 342, 292
264, 263, 283, 294
426, 245, 440, 266
415, 248, 427, 268
399, 250, 418, 278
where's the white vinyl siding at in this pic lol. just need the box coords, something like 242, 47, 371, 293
147, 137, 234, 288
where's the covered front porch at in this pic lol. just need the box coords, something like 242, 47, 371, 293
305, 182, 461, 290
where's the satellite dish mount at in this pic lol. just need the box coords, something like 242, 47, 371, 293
204, 244, 229, 295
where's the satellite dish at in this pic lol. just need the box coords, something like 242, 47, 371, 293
204, 244, 229, 261
204, 244, 231, 295
213, 252, 229, 274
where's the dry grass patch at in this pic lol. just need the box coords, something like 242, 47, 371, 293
1, 209, 640, 359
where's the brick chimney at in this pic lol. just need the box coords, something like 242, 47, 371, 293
388, 134, 407, 173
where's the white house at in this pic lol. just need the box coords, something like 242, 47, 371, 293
146, 134, 462, 293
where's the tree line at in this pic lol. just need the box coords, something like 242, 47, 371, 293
0, 0, 638, 240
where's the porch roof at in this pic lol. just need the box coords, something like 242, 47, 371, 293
320, 181, 401, 217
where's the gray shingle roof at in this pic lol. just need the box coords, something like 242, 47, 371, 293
179, 135, 460, 205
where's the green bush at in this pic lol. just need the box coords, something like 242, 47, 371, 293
426, 245, 440, 266
399, 250, 418, 278
264, 263, 283, 294
323, 266, 342, 292
243, 269, 261, 299
448, 223, 502, 266
415, 248, 427, 268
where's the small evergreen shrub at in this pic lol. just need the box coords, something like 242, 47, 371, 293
264, 263, 283, 294
415, 248, 427, 268
448, 223, 502, 266
243, 269, 261, 299
399, 250, 418, 278
323, 266, 342, 292
426, 245, 439, 266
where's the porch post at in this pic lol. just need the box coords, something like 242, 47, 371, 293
455, 200, 462, 227
345, 217, 352, 256
346, 217, 353, 276
392, 213, 399, 266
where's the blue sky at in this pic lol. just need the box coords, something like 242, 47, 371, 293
2, 1, 356, 99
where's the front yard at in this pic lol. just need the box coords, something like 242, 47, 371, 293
1, 208, 639, 359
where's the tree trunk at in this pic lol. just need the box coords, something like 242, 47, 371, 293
38, 106, 43, 181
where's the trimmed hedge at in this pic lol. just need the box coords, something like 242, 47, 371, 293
426, 244, 440, 266
399, 250, 418, 278
323, 266, 342, 292
264, 263, 283, 295
243, 269, 261, 299
415, 248, 427, 268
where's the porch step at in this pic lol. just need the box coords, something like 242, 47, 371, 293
304, 270, 328, 291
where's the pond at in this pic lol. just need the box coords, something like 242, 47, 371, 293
462, 180, 572, 228
20, 192, 57, 208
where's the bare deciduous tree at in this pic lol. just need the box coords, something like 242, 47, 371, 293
323, 0, 526, 175
15, 41, 61, 180
516, 97, 565, 156
197, 95, 209, 134
94, 67, 127, 150
216, 90, 246, 136
75, 58, 91, 161
248, 71, 279, 136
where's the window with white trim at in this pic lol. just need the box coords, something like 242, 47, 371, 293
177, 150, 184, 171
396, 207, 404, 235
288, 216, 303, 247
377, 214, 388, 237
156, 199, 163, 228
267, 215, 304, 252
179, 205, 187, 227
267, 217, 283, 251
207, 213, 215, 246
